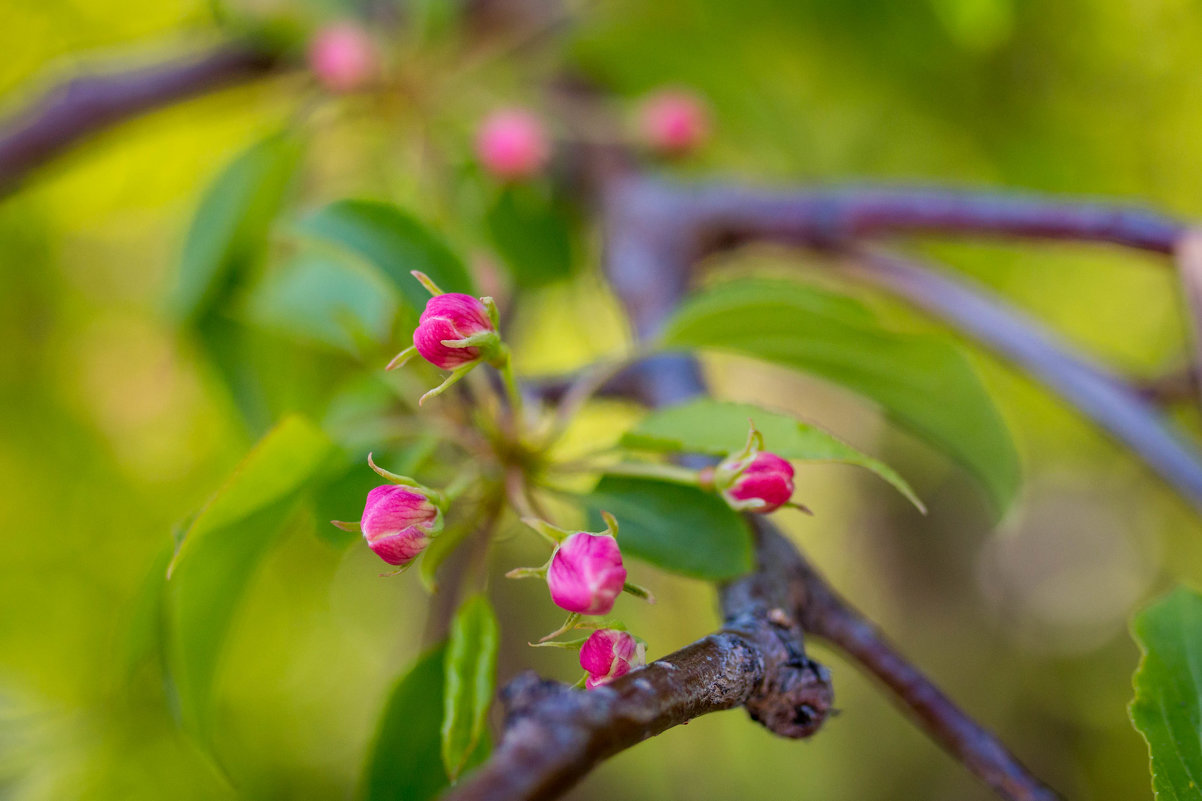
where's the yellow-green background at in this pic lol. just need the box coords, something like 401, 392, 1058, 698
2, 0, 1200, 799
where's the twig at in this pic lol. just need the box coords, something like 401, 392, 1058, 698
0, 42, 281, 195
841, 247, 1202, 511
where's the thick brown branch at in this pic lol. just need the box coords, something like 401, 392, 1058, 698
749, 519, 1061, 801
0, 42, 281, 195
442, 611, 832, 801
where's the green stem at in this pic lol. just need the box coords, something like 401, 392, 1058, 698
586, 461, 702, 486
499, 356, 524, 424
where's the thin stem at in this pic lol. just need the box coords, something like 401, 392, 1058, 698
500, 357, 525, 425
558, 460, 701, 487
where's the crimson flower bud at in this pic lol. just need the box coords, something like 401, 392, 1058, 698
720, 451, 795, 514
580, 629, 645, 690
308, 23, 377, 92
475, 109, 550, 180
547, 532, 627, 615
360, 484, 442, 566
413, 293, 496, 369
637, 89, 710, 156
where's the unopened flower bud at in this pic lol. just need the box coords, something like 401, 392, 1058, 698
475, 109, 550, 180
359, 484, 442, 566
580, 629, 645, 689
308, 23, 378, 92
637, 89, 710, 156
547, 531, 627, 615
413, 293, 496, 369
720, 451, 795, 514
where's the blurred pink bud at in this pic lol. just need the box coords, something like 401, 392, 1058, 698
547, 532, 627, 615
580, 629, 644, 689
637, 89, 710, 156
308, 23, 377, 92
722, 451, 795, 514
360, 485, 442, 566
475, 109, 550, 180
413, 293, 495, 369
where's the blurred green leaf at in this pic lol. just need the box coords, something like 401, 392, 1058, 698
1130, 586, 1202, 801
585, 476, 753, 580
164, 415, 333, 743
171, 133, 303, 323
240, 250, 398, 354
441, 595, 499, 780
622, 399, 923, 511
663, 278, 1019, 512
360, 643, 488, 801
295, 199, 475, 312
485, 184, 575, 288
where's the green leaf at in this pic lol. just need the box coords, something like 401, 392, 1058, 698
662, 278, 1019, 512
171, 133, 303, 322
621, 399, 923, 511
442, 595, 499, 780
360, 643, 490, 801
584, 476, 753, 580
1130, 586, 1202, 801
485, 184, 575, 288
164, 415, 333, 742
240, 250, 398, 354
294, 199, 475, 312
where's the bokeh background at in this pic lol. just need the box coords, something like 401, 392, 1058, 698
3, 0, 1202, 799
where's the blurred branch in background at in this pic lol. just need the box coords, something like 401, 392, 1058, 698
0, 41, 281, 196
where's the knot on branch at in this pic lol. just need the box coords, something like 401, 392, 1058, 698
725, 611, 834, 740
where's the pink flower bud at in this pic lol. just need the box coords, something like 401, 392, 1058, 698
547, 532, 627, 615
413, 293, 495, 369
580, 629, 644, 689
308, 23, 377, 92
475, 109, 550, 180
360, 484, 442, 566
723, 451, 795, 514
637, 89, 710, 156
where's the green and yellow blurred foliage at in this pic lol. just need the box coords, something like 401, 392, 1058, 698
3, 0, 1202, 799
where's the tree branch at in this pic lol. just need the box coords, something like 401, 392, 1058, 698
441, 608, 832, 801
749, 518, 1061, 801
0, 41, 281, 195
622, 178, 1187, 255
841, 247, 1202, 511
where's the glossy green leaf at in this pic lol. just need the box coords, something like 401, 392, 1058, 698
171, 133, 303, 322
164, 415, 333, 742
621, 399, 923, 511
485, 184, 575, 288
294, 199, 475, 312
663, 278, 1019, 512
1130, 586, 1202, 801
585, 476, 753, 580
442, 595, 499, 780
360, 643, 489, 801
240, 250, 398, 354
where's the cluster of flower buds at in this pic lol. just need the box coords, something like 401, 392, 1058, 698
636, 88, 711, 157
508, 513, 653, 687
307, 23, 378, 92
341, 273, 660, 689
332, 454, 446, 573
701, 423, 805, 515
385, 271, 506, 404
